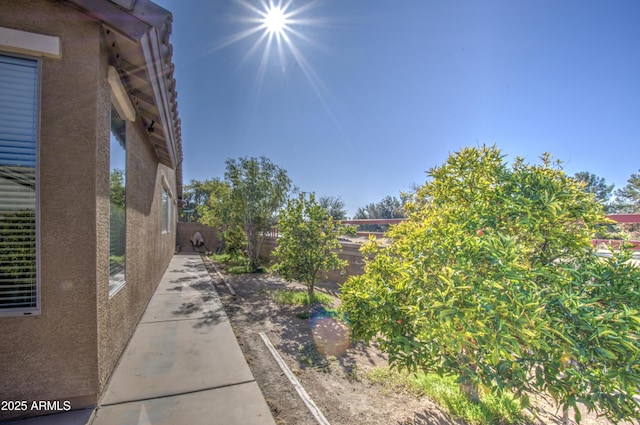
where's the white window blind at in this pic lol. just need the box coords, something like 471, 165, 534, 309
0, 54, 38, 314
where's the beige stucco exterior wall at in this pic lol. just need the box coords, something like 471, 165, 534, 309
0, 1, 102, 419
0, 0, 177, 420
96, 120, 177, 391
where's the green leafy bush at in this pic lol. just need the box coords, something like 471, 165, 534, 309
223, 225, 247, 256
341, 145, 640, 423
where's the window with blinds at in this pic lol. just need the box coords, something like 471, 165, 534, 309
0, 53, 39, 315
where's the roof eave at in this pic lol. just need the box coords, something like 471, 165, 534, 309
65, 0, 183, 196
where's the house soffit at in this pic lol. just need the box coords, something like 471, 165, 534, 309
65, 0, 184, 200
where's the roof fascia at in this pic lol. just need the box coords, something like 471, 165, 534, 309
66, 0, 170, 41
140, 28, 177, 169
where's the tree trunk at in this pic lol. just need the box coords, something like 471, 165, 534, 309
459, 350, 479, 403
307, 281, 315, 303
460, 381, 479, 403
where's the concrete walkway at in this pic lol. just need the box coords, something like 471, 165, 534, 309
92, 254, 275, 425
3, 254, 275, 425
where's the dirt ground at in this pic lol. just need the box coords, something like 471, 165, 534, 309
203, 257, 627, 425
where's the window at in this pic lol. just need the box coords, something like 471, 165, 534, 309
0, 53, 39, 316
161, 186, 171, 234
109, 105, 126, 296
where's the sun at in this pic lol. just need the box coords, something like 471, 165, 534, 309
209, 0, 349, 141
263, 5, 288, 35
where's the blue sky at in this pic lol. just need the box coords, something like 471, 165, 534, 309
154, 0, 640, 216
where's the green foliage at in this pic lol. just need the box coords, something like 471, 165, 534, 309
273, 192, 348, 298
273, 289, 333, 306
222, 225, 247, 256
109, 255, 124, 267
318, 195, 348, 220
341, 145, 640, 423
227, 261, 252, 274
109, 169, 125, 210
613, 170, 640, 213
209, 253, 232, 263
197, 178, 231, 227
340, 224, 358, 237
199, 157, 292, 271
354, 195, 405, 232
367, 367, 528, 425
573, 171, 614, 212
210, 252, 252, 274
109, 170, 126, 263
0, 210, 36, 307
181, 178, 219, 221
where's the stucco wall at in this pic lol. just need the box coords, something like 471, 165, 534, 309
0, 0, 102, 419
0, 0, 178, 420
96, 120, 177, 392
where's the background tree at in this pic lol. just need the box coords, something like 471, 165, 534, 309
109, 169, 125, 210
208, 156, 292, 271
109, 169, 126, 262
353, 195, 405, 232
612, 170, 640, 213
273, 192, 347, 299
573, 171, 614, 212
198, 178, 243, 253
318, 195, 347, 220
340, 146, 640, 423
181, 179, 217, 221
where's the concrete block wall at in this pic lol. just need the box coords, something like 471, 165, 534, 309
177, 222, 219, 253
259, 237, 366, 284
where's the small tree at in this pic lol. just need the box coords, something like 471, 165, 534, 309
340, 145, 640, 423
199, 178, 235, 253
226, 156, 292, 270
273, 193, 348, 300
199, 157, 292, 269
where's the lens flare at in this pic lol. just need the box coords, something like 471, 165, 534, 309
310, 309, 350, 357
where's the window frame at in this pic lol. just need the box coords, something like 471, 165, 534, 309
107, 66, 135, 299
108, 104, 127, 298
0, 52, 41, 317
161, 185, 172, 234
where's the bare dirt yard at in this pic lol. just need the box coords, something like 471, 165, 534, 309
203, 257, 626, 425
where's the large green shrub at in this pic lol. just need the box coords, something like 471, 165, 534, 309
340, 146, 640, 423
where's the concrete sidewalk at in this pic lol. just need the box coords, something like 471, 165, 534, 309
92, 254, 275, 425
3, 254, 275, 425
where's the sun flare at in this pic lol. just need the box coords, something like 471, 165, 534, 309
209, 0, 348, 141
263, 5, 288, 35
